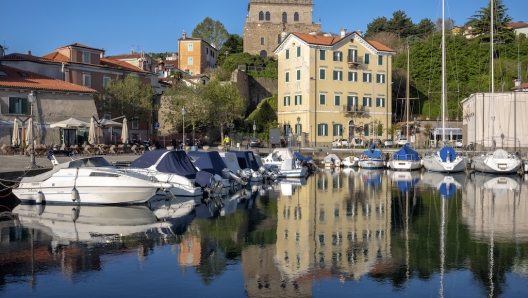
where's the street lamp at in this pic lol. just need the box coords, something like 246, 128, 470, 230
181, 106, 186, 149
296, 116, 301, 151
28, 91, 37, 168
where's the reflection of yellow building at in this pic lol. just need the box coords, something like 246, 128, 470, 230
275, 168, 392, 280
178, 234, 201, 267
463, 174, 528, 241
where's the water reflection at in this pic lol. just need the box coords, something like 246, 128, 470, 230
1, 171, 528, 296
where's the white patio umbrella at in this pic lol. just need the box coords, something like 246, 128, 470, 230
12, 118, 20, 147
50, 117, 89, 128
98, 118, 122, 128
121, 117, 129, 144
88, 118, 96, 144
25, 117, 34, 148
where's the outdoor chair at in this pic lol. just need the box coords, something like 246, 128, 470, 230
130, 144, 138, 154
117, 144, 125, 154
109, 145, 117, 155
138, 145, 145, 154
1, 144, 13, 155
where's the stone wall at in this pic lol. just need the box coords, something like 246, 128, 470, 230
233, 69, 278, 113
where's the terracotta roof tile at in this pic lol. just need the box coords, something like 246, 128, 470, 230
508, 22, 528, 29
106, 54, 142, 60
292, 32, 395, 52
100, 58, 148, 73
0, 65, 97, 93
0, 53, 55, 62
41, 51, 70, 63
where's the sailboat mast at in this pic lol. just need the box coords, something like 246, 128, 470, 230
406, 45, 410, 140
441, 0, 446, 143
491, 0, 495, 149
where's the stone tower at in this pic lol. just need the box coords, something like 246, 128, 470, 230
243, 0, 321, 57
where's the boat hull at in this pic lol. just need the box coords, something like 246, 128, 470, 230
277, 167, 308, 178
422, 155, 468, 173
389, 160, 422, 171
473, 156, 521, 174
359, 159, 385, 169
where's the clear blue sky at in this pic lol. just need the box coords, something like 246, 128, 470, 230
1, 0, 526, 57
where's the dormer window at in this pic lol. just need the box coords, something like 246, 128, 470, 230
83, 52, 91, 63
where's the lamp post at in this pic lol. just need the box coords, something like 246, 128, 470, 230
181, 106, 186, 149
297, 116, 301, 151
228, 122, 234, 148
28, 91, 37, 168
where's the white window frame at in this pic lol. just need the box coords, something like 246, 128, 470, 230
103, 76, 111, 88
188, 44, 193, 51
319, 93, 326, 105
348, 71, 357, 82
376, 73, 385, 84
83, 52, 90, 63
83, 73, 91, 87
284, 96, 291, 106
334, 95, 340, 106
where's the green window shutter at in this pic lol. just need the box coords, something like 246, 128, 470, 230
364, 124, 370, 136
363, 73, 367, 82
318, 124, 322, 136
21, 99, 28, 114
339, 71, 342, 81
299, 95, 302, 105
365, 54, 370, 64
348, 72, 352, 81
297, 46, 301, 57
376, 97, 380, 107
296, 70, 301, 80
319, 94, 325, 105
9, 97, 16, 114
286, 72, 289, 82
286, 49, 289, 59
320, 50, 325, 60
335, 95, 340, 106
320, 69, 325, 80
324, 124, 328, 136
378, 55, 383, 65
363, 97, 367, 106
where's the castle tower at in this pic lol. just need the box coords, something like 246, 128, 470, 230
243, 0, 321, 57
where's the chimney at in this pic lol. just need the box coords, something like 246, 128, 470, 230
26, 50, 32, 55
308, 32, 317, 36
182, 30, 187, 39
357, 30, 363, 36
340, 28, 347, 37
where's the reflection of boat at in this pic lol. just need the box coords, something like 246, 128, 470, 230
472, 173, 520, 195
421, 171, 466, 194
341, 167, 359, 177
128, 150, 210, 198
389, 144, 422, 171
13, 151, 162, 205
388, 170, 421, 193
13, 203, 175, 245
359, 169, 383, 188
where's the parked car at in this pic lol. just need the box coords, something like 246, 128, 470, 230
396, 137, 408, 146
454, 139, 463, 148
351, 137, 365, 147
383, 139, 394, 147
332, 138, 349, 148
248, 138, 261, 148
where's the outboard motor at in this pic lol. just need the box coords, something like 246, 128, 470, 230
258, 165, 278, 181
238, 168, 253, 180
222, 168, 248, 186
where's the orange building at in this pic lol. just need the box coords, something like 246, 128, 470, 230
178, 31, 217, 75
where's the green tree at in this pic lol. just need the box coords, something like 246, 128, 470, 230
365, 16, 388, 38
201, 81, 245, 142
468, 0, 514, 44
217, 34, 243, 66
103, 75, 156, 122
161, 83, 210, 141
192, 17, 229, 49
386, 10, 415, 38
415, 18, 435, 37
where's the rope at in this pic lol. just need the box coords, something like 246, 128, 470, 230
0, 204, 12, 212
0, 191, 13, 198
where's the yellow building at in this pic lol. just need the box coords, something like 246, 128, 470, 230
178, 31, 217, 75
274, 29, 396, 147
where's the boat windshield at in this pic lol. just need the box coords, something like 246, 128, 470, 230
68, 157, 114, 168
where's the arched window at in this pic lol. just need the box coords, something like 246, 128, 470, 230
260, 50, 267, 58
294, 12, 299, 22
265, 11, 270, 21
282, 12, 287, 23
259, 11, 263, 20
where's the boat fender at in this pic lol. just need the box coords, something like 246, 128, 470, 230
37, 204, 45, 216
71, 187, 80, 202
36, 191, 44, 205
161, 183, 173, 189
71, 207, 80, 222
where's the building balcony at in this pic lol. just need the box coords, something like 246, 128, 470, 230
347, 56, 363, 68
343, 105, 368, 115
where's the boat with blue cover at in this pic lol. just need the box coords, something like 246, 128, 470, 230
358, 144, 385, 169
389, 144, 422, 171
422, 146, 467, 173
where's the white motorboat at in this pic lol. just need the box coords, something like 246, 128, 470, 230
323, 153, 341, 168
423, 146, 468, 173
12, 150, 165, 205
388, 144, 422, 171
472, 149, 521, 174
261, 148, 308, 178
342, 156, 359, 167
128, 149, 213, 198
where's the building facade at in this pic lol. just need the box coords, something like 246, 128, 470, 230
274, 30, 395, 147
178, 32, 217, 76
243, 0, 321, 57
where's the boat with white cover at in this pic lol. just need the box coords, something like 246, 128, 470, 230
342, 156, 359, 167
261, 148, 308, 178
472, 149, 521, 174
12, 150, 165, 205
